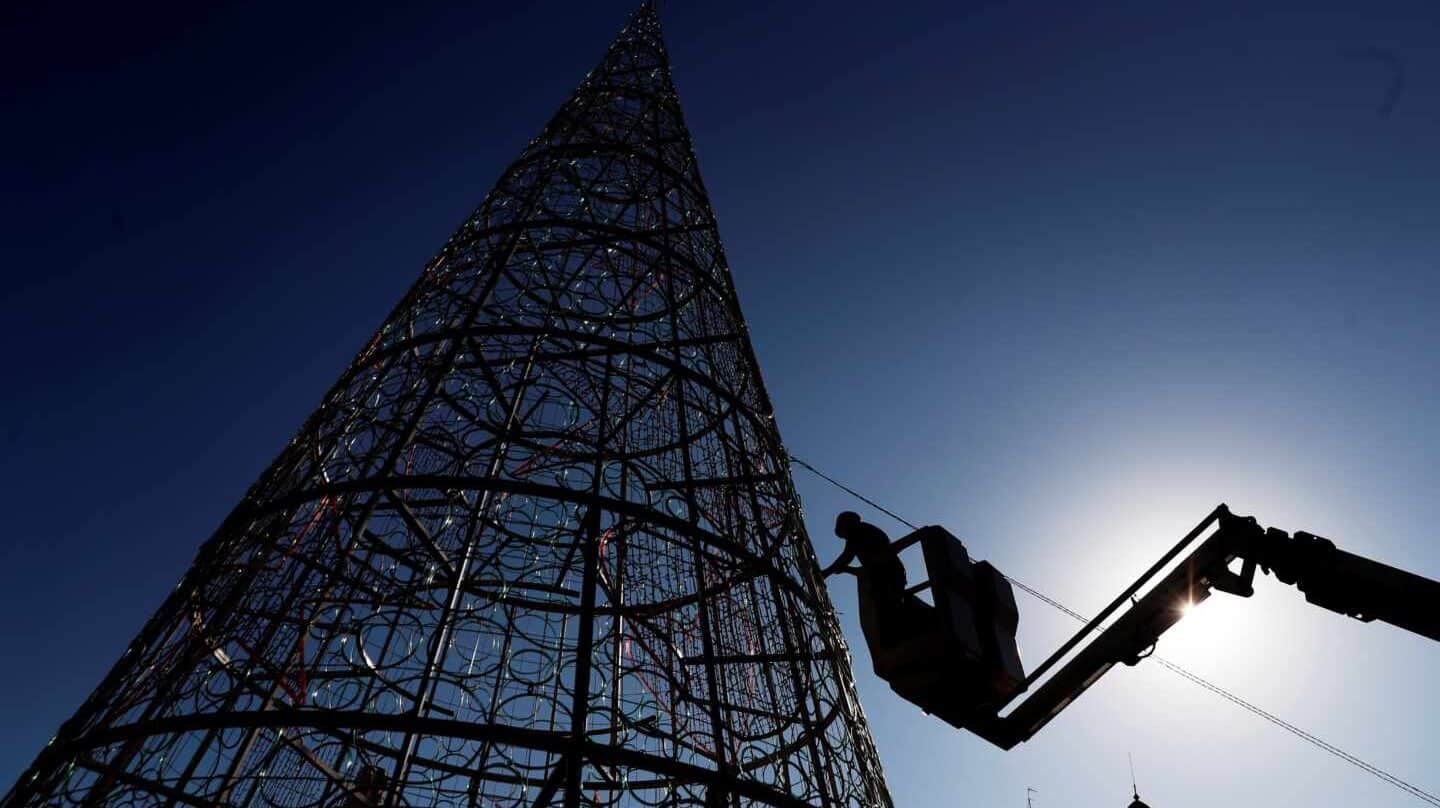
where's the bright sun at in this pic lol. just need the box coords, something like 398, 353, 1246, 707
1160, 592, 1260, 663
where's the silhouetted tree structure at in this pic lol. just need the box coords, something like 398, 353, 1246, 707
3, 5, 891, 807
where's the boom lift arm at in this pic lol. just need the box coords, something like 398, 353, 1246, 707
858, 505, 1440, 750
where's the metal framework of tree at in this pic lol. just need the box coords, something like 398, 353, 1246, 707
3, 4, 892, 807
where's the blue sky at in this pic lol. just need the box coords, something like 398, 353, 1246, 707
3, 1, 1438, 805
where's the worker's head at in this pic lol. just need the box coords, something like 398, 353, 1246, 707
835, 511, 861, 538
355, 764, 388, 799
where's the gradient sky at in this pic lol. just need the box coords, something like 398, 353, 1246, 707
3, 1, 1438, 805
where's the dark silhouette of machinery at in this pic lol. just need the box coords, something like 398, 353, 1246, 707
827, 524, 1024, 728
835, 504, 1440, 749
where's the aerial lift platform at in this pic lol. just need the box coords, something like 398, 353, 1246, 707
848, 505, 1440, 749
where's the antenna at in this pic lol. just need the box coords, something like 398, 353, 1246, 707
1129, 752, 1139, 799
1027, 786, 1038, 808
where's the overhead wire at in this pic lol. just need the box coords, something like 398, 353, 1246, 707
787, 456, 920, 531
788, 454, 1440, 807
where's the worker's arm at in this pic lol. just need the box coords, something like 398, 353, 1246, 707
820, 547, 858, 578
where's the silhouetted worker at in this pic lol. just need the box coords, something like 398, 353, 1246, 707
342, 764, 389, 807
822, 512, 907, 631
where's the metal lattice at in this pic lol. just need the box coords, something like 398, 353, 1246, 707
4, 5, 891, 807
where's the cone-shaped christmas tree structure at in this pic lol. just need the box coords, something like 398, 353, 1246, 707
4, 5, 891, 806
